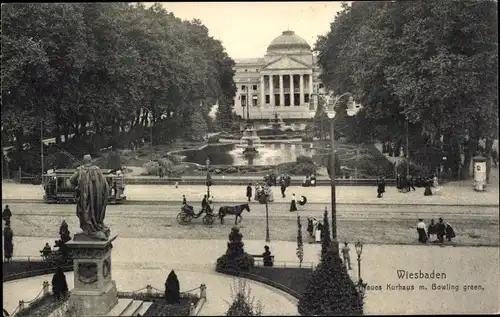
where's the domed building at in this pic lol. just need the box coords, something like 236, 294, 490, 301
233, 30, 325, 130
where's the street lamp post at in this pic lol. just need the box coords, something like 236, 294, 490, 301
206, 157, 211, 198
355, 240, 363, 285
327, 92, 352, 248
265, 187, 270, 242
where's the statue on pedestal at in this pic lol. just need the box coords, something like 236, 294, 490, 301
70, 154, 110, 241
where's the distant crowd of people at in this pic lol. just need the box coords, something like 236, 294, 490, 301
417, 218, 456, 244
376, 174, 441, 198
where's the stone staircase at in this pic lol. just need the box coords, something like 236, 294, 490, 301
106, 299, 152, 316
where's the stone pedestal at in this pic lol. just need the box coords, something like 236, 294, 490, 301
66, 235, 118, 316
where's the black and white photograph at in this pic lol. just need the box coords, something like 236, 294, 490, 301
1, 1, 499, 316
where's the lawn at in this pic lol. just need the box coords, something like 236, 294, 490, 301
249, 266, 312, 297
143, 297, 198, 316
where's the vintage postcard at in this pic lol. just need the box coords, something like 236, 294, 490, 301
2, 1, 499, 316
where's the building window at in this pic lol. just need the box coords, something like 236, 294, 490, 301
284, 94, 291, 107
274, 94, 280, 106
304, 94, 310, 103
241, 95, 247, 107
232, 99, 235, 106
265, 95, 270, 104
319, 83, 324, 89
252, 97, 258, 107
252, 85, 257, 90
241, 85, 246, 91
294, 93, 300, 106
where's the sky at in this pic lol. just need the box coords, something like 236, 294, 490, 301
151, 2, 346, 59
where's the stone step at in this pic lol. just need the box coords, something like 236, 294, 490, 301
135, 302, 153, 316
121, 300, 143, 316
107, 298, 133, 316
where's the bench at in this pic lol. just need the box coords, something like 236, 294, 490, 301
251, 254, 275, 267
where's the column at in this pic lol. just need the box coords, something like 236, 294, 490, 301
260, 75, 265, 107
309, 73, 314, 108
279, 75, 284, 106
290, 74, 294, 106
299, 74, 305, 105
270, 75, 274, 107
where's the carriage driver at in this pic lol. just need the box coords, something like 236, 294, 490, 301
201, 195, 212, 214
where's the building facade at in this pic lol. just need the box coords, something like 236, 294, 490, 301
233, 31, 326, 129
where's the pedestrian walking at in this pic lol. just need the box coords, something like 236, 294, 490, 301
427, 219, 437, 242
377, 177, 386, 198
315, 220, 322, 243
280, 176, 287, 198
341, 242, 352, 270
182, 194, 187, 205
416, 219, 428, 244
436, 218, 447, 243
306, 217, 315, 243
246, 183, 252, 202
445, 220, 456, 242
409, 175, 416, 191
2, 205, 12, 226
289, 194, 298, 212
3, 224, 13, 263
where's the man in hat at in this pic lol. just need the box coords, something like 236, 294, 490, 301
436, 217, 447, 243
2, 205, 12, 226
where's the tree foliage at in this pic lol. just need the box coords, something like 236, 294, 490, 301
1, 3, 236, 171
298, 209, 364, 316
316, 1, 498, 179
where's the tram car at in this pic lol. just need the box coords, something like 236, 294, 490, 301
42, 169, 126, 204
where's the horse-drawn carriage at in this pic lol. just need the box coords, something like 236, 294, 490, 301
177, 204, 216, 226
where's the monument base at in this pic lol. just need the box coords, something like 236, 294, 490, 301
66, 234, 119, 316
69, 281, 118, 316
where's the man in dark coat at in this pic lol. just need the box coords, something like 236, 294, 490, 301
280, 176, 287, 198
2, 205, 12, 226
436, 218, 447, 243
377, 177, 386, 198
246, 183, 252, 202
427, 219, 437, 242
201, 195, 209, 212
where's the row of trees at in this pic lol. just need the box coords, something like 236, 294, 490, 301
315, 1, 498, 179
2, 3, 236, 160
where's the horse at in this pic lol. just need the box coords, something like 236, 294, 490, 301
218, 203, 251, 225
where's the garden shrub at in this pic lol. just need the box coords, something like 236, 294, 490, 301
225, 166, 238, 174
216, 227, 255, 272
296, 155, 314, 165
292, 163, 317, 175
143, 161, 160, 175
165, 270, 180, 304
226, 279, 263, 316
208, 134, 220, 143
51, 267, 69, 300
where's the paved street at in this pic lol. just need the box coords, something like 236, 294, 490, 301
5, 203, 499, 247
4, 237, 499, 315
2, 182, 499, 206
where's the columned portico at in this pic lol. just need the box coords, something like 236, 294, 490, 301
299, 74, 305, 105
279, 75, 284, 106
232, 30, 324, 126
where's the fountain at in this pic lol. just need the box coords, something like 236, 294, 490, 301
236, 125, 264, 148
270, 112, 286, 133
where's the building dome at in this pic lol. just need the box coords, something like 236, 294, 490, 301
266, 30, 311, 53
